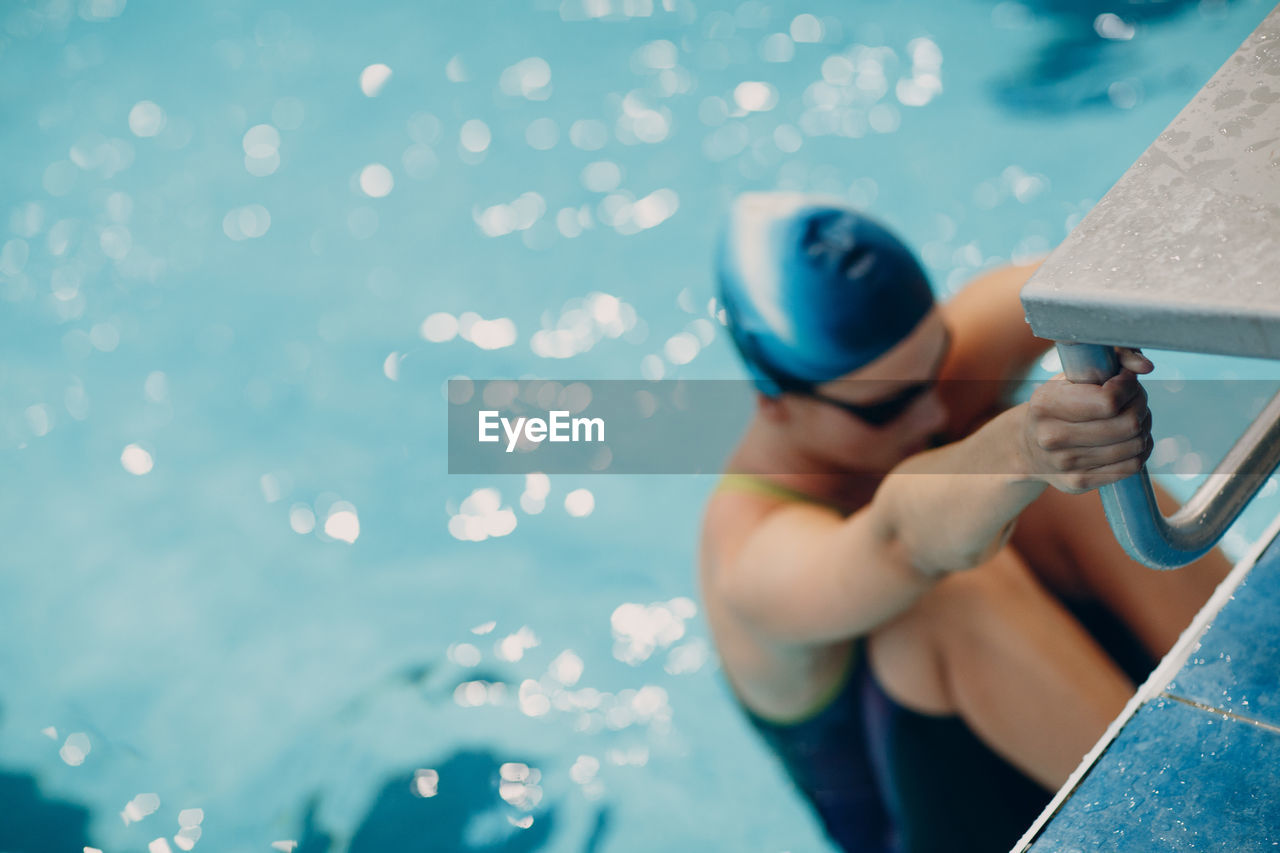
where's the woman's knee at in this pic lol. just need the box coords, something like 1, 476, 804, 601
867, 551, 1055, 716
921, 551, 1052, 660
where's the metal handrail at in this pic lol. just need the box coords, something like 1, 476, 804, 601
1057, 342, 1280, 569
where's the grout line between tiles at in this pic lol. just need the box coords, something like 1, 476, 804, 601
1159, 691, 1280, 735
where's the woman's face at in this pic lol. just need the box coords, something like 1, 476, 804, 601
779, 309, 952, 473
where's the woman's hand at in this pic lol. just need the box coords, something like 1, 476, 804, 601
1019, 348, 1154, 494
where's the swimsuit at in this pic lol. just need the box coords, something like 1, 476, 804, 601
714, 474, 1157, 852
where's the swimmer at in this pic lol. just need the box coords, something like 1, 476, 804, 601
698, 192, 1231, 852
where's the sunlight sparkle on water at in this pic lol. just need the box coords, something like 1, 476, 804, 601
640, 354, 664, 380
499, 762, 543, 810
359, 63, 393, 96
581, 161, 622, 193
734, 81, 778, 112
80, 0, 125, 21
99, 224, 131, 260
242, 124, 281, 176
128, 101, 166, 137
635, 39, 677, 70
569, 119, 609, 150
610, 598, 695, 665
121, 443, 154, 475
665, 637, 710, 675
615, 93, 670, 144
222, 205, 271, 240
520, 472, 550, 514
474, 192, 547, 238
663, 332, 699, 365
122, 792, 161, 825
628, 188, 679, 230
897, 38, 944, 106
531, 292, 636, 358
518, 679, 552, 717
454, 680, 497, 708
569, 754, 600, 784
174, 825, 201, 851
144, 371, 169, 403
525, 117, 559, 150
382, 351, 403, 380
564, 488, 594, 517
495, 626, 539, 662
59, 732, 90, 765
790, 13, 823, 42
449, 642, 482, 667
412, 769, 440, 798
359, 163, 394, 198
499, 57, 552, 100
449, 488, 518, 541
323, 503, 360, 543
761, 32, 795, 62
421, 312, 459, 342
90, 322, 119, 351
460, 120, 491, 153
243, 124, 280, 158
549, 650, 584, 685
458, 313, 517, 350
403, 142, 438, 179
289, 504, 315, 534
1094, 12, 1136, 40
445, 55, 469, 82
24, 404, 51, 437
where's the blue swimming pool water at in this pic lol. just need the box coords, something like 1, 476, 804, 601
2, 0, 1278, 850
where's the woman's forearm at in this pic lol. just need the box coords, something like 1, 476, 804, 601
872, 404, 1046, 577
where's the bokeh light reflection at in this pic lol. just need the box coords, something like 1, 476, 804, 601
121, 792, 161, 825
411, 768, 440, 798
449, 488, 518, 541
58, 732, 91, 766
359, 63, 393, 96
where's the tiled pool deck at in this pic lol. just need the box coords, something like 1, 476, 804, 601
1018, 517, 1280, 851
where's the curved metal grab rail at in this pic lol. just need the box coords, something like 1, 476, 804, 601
1056, 342, 1280, 569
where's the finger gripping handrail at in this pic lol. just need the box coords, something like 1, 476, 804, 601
1056, 342, 1280, 570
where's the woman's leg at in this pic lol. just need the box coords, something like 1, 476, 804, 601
867, 545, 1134, 790
1010, 482, 1233, 660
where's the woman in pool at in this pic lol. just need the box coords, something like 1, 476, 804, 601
699, 192, 1231, 852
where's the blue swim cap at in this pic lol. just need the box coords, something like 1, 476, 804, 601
717, 193, 935, 396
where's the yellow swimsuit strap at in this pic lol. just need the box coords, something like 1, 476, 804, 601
715, 473, 843, 511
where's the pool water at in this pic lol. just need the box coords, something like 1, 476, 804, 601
1, 0, 1278, 850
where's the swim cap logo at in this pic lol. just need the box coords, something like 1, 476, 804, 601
804, 213, 859, 266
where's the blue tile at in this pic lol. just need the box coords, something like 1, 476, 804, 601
1028, 697, 1280, 851
1165, 533, 1280, 728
